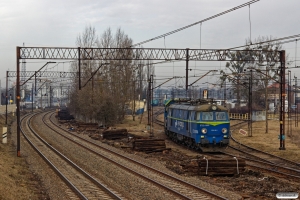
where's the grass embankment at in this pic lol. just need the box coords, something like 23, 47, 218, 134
231, 120, 300, 162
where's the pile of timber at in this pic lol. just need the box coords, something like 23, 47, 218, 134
76, 122, 99, 132
57, 109, 74, 121
132, 139, 170, 153
77, 122, 99, 128
101, 128, 128, 140
196, 158, 246, 176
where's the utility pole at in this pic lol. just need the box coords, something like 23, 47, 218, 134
279, 50, 286, 150
50, 86, 52, 109
246, 67, 253, 137
0, 79, 1, 105
287, 70, 291, 136
147, 75, 153, 137
295, 76, 298, 127
31, 83, 34, 112
224, 77, 227, 107
5, 71, 8, 125
16, 47, 21, 157
185, 48, 189, 97
133, 78, 136, 121
41, 87, 43, 109
265, 68, 268, 133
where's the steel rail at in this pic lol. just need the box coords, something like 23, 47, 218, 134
46, 111, 227, 200
223, 150, 300, 180
21, 112, 122, 200
230, 135, 300, 167
20, 113, 88, 200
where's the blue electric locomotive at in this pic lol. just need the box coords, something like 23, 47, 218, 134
164, 98, 230, 152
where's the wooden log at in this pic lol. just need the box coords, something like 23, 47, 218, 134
135, 145, 166, 148
198, 172, 237, 176
133, 144, 166, 148
134, 146, 165, 149
103, 136, 128, 139
133, 141, 165, 145
101, 129, 128, 140
198, 160, 246, 166
134, 141, 166, 145
198, 168, 245, 174
134, 139, 165, 142
198, 159, 246, 162
103, 133, 127, 136
198, 161, 246, 165
132, 139, 166, 152
103, 129, 127, 134
198, 163, 246, 167
103, 134, 128, 137
145, 148, 171, 154
102, 132, 126, 135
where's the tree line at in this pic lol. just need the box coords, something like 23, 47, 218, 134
68, 26, 154, 126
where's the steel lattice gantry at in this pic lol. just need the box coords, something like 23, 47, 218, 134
7, 71, 85, 97
9, 71, 86, 78
18, 47, 281, 61
15, 47, 286, 157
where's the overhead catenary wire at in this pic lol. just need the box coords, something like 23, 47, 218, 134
140, 34, 300, 70
130, 0, 260, 47
229, 34, 300, 50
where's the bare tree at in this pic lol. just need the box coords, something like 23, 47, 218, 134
69, 26, 147, 126
220, 35, 283, 109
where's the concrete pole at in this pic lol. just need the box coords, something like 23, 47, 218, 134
2, 127, 7, 144
265, 68, 268, 133
0, 79, 1, 105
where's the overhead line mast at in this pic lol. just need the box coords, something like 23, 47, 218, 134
21, 43, 26, 85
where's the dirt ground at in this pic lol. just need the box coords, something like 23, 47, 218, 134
0, 111, 49, 200
1, 110, 300, 200
109, 114, 300, 200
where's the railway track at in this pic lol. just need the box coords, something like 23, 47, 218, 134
44, 111, 227, 200
21, 112, 123, 200
154, 109, 300, 180
225, 135, 300, 180
230, 135, 300, 168
153, 108, 165, 126
223, 121, 300, 180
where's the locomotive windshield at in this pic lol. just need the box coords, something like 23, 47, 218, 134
216, 112, 227, 120
201, 112, 213, 121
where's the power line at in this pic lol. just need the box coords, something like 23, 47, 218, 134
130, 0, 260, 47
229, 34, 300, 50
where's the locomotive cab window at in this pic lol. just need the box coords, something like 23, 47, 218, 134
201, 112, 213, 121
168, 108, 172, 116
183, 110, 188, 120
216, 112, 227, 120
195, 112, 200, 120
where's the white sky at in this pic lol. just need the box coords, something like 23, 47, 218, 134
1, 0, 300, 89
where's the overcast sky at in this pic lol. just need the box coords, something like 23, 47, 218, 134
1, 0, 300, 89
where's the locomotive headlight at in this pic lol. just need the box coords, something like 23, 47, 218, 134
222, 128, 227, 134
201, 128, 207, 134
212, 105, 217, 110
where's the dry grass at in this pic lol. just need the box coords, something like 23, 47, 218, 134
231, 119, 300, 162
0, 111, 51, 200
